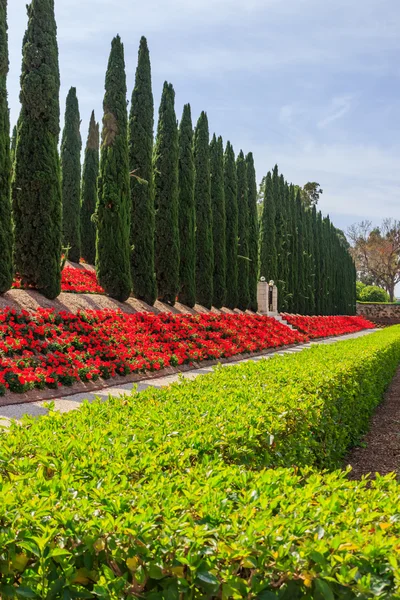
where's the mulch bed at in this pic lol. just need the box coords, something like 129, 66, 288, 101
345, 367, 400, 479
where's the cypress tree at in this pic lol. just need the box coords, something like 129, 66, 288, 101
246, 152, 258, 311
61, 87, 82, 263
80, 110, 99, 265
96, 36, 132, 302
236, 150, 249, 310
129, 36, 157, 305
259, 171, 277, 282
154, 82, 179, 304
296, 190, 306, 315
12, 0, 62, 299
0, 0, 12, 294
194, 111, 213, 309
10, 124, 16, 165
178, 104, 196, 307
224, 141, 238, 309
210, 134, 226, 309
287, 184, 297, 313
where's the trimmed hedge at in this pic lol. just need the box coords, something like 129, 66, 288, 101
1, 327, 400, 598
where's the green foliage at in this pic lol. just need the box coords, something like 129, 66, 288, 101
12, 0, 62, 299
259, 171, 277, 282
224, 141, 238, 309
356, 280, 366, 301
96, 36, 132, 302
246, 152, 258, 311
80, 111, 99, 265
236, 150, 249, 310
360, 285, 390, 303
61, 87, 82, 263
0, 0, 12, 294
129, 36, 157, 305
1, 328, 400, 597
154, 82, 180, 304
178, 104, 196, 307
210, 134, 226, 308
194, 111, 213, 308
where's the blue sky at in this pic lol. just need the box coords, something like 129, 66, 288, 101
7, 0, 400, 233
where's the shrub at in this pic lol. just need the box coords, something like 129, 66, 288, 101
360, 285, 390, 303
356, 280, 365, 300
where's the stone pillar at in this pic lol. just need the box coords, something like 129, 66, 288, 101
257, 280, 268, 314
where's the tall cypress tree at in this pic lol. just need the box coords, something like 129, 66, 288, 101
80, 110, 99, 265
236, 150, 249, 310
12, 0, 62, 299
210, 134, 226, 309
296, 190, 306, 315
178, 104, 196, 307
61, 87, 82, 263
129, 36, 157, 305
224, 141, 238, 309
96, 36, 132, 302
246, 152, 258, 311
194, 111, 213, 309
154, 82, 179, 304
0, 0, 12, 294
259, 171, 277, 283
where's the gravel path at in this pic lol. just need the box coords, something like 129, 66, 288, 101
0, 329, 376, 425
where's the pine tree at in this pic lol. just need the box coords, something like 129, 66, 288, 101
210, 134, 226, 309
194, 111, 213, 308
178, 104, 196, 307
236, 150, 249, 310
224, 141, 238, 309
80, 111, 99, 265
246, 152, 258, 311
129, 36, 157, 305
154, 82, 180, 304
12, 0, 62, 299
61, 87, 82, 263
96, 36, 132, 302
259, 171, 277, 283
0, 0, 12, 294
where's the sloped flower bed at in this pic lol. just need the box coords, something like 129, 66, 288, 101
282, 314, 374, 338
12, 266, 104, 294
0, 309, 305, 395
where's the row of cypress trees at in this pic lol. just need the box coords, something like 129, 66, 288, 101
259, 166, 356, 315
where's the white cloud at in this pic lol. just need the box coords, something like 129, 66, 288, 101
317, 95, 354, 129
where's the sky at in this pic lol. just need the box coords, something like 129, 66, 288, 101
7, 0, 400, 234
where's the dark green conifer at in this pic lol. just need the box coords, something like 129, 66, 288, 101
194, 111, 213, 308
0, 0, 12, 294
61, 87, 82, 263
224, 141, 238, 309
178, 104, 196, 307
154, 82, 180, 304
259, 171, 277, 282
236, 150, 249, 310
80, 111, 99, 265
129, 36, 157, 305
12, 0, 62, 299
10, 124, 16, 165
246, 152, 258, 311
96, 36, 132, 302
210, 134, 226, 309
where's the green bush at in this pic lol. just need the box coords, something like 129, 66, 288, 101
356, 280, 365, 300
1, 327, 400, 598
360, 285, 390, 303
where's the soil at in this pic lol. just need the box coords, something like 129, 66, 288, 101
345, 366, 400, 479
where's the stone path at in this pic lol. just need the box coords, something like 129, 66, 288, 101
0, 329, 377, 425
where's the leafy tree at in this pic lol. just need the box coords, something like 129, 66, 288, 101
129, 36, 157, 305
80, 110, 99, 265
359, 285, 389, 303
178, 104, 196, 307
236, 150, 249, 310
154, 82, 180, 304
12, 0, 62, 299
194, 111, 213, 309
224, 141, 238, 309
259, 171, 277, 282
0, 0, 12, 294
96, 36, 132, 302
294, 181, 323, 207
246, 152, 258, 311
210, 134, 226, 309
61, 87, 82, 263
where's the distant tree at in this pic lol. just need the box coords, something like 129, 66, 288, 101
246, 152, 258, 311
61, 87, 82, 263
154, 82, 180, 304
210, 134, 226, 309
294, 181, 323, 207
236, 150, 249, 310
81, 110, 99, 265
96, 36, 132, 302
129, 36, 157, 305
224, 141, 238, 309
359, 285, 389, 303
12, 0, 62, 299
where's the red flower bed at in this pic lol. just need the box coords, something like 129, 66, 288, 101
12, 266, 104, 294
281, 314, 375, 338
0, 309, 305, 395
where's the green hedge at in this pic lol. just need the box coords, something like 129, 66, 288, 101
1, 327, 400, 598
